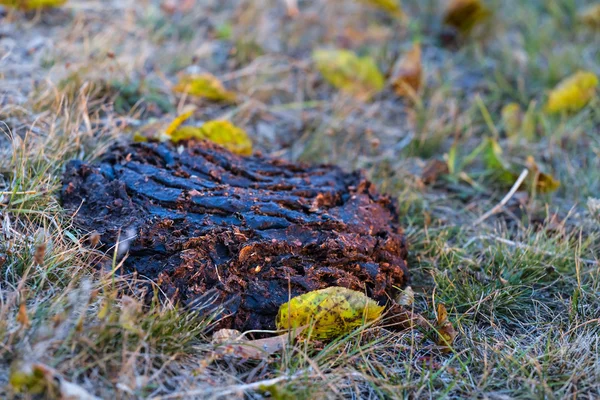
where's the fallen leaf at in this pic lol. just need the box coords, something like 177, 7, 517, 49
500, 102, 522, 137
434, 303, 456, 352
10, 362, 100, 399
276, 286, 384, 340
520, 100, 538, 141
0, 0, 66, 9
17, 302, 30, 328
480, 139, 560, 193
481, 138, 518, 186
313, 49, 385, 101
171, 120, 253, 156
118, 296, 142, 334
525, 156, 560, 193
357, 0, 404, 18
385, 303, 428, 331
211, 327, 305, 359
164, 108, 195, 136
443, 0, 491, 37
579, 3, 600, 29
421, 159, 449, 185
212, 329, 243, 344
391, 43, 422, 98
134, 115, 184, 143
545, 70, 599, 114
394, 286, 415, 306
34, 243, 46, 266
97, 297, 111, 320
9, 362, 47, 395
173, 73, 237, 103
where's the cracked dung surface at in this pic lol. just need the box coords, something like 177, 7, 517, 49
61, 141, 408, 331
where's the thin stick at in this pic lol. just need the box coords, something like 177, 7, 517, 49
472, 168, 529, 226
0, 191, 37, 195
153, 370, 308, 399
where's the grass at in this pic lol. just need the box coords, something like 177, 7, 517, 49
1, 0, 599, 398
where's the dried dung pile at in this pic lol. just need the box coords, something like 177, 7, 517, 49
61, 141, 408, 331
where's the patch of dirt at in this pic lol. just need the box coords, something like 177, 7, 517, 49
61, 141, 409, 331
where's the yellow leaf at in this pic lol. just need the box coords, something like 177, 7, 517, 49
579, 4, 600, 29
165, 109, 194, 136
134, 106, 196, 142
434, 303, 456, 352
500, 103, 522, 137
173, 73, 237, 103
443, 0, 491, 36
545, 71, 599, 114
391, 43, 422, 98
276, 286, 384, 340
171, 120, 253, 156
313, 49, 385, 101
0, 0, 66, 9
435, 303, 448, 325
97, 298, 111, 320
535, 172, 560, 193
132, 131, 149, 143
357, 0, 403, 17
525, 156, 560, 193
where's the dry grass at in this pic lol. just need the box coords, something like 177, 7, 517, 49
1, 0, 599, 398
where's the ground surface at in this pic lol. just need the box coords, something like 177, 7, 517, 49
1, 0, 599, 398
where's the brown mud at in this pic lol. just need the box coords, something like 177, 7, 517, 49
61, 141, 408, 331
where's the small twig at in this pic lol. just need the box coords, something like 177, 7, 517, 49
152, 370, 309, 399
472, 169, 529, 226
562, 318, 600, 338
0, 191, 37, 195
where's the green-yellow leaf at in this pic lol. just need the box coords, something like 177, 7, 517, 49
545, 71, 599, 114
276, 286, 384, 340
521, 100, 538, 141
480, 139, 560, 193
500, 103, 522, 137
313, 49, 385, 101
171, 120, 253, 156
165, 109, 194, 136
481, 138, 518, 186
10, 362, 50, 395
0, 0, 66, 9
357, 0, 403, 17
173, 73, 237, 103
443, 0, 491, 36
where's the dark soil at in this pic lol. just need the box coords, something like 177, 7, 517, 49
61, 141, 408, 331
